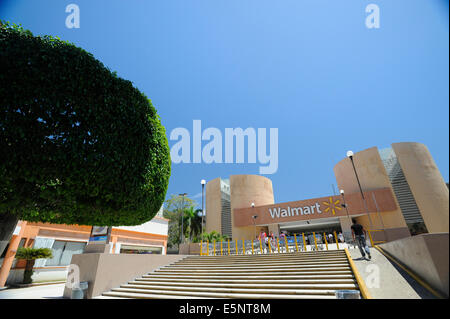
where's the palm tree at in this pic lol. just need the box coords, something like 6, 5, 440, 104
183, 207, 203, 242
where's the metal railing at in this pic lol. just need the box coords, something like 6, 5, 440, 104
200, 231, 351, 256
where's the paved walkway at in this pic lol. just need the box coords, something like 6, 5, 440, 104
0, 283, 65, 299
348, 247, 436, 299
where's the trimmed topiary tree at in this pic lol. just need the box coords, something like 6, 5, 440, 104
15, 247, 53, 284
0, 21, 171, 229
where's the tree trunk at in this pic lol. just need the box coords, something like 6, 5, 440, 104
0, 213, 19, 257
23, 259, 36, 284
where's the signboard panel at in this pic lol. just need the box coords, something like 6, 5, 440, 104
233, 188, 397, 227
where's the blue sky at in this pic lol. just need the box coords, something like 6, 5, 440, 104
1, 0, 448, 210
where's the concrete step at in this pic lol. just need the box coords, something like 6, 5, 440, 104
188, 252, 346, 261
119, 284, 348, 295
166, 260, 350, 269
108, 287, 338, 299
154, 266, 351, 274
145, 270, 354, 277
139, 275, 356, 282
102, 291, 213, 299
171, 257, 347, 267
125, 281, 358, 290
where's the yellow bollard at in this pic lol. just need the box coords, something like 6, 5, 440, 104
200, 240, 203, 256
277, 238, 280, 253
213, 240, 216, 256
207, 240, 209, 255
259, 238, 263, 254
242, 239, 245, 255
313, 232, 318, 251
294, 234, 299, 252
302, 233, 307, 251
323, 233, 329, 250
221, 241, 223, 256
285, 237, 289, 253
252, 239, 254, 255
228, 239, 230, 255
334, 231, 339, 250
235, 240, 238, 255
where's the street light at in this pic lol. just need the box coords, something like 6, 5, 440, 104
251, 202, 257, 240
201, 180, 206, 236
346, 151, 374, 230
179, 193, 187, 245
340, 189, 352, 225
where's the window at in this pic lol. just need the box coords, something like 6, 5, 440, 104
45, 241, 86, 266
120, 245, 162, 254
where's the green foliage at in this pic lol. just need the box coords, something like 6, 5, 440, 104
163, 194, 198, 247
15, 247, 53, 260
0, 21, 171, 226
201, 231, 229, 242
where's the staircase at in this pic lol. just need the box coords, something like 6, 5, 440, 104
101, 250, 360, 299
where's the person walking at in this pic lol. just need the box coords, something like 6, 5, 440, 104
259, 230, 267, 253
338, 232, 344, 243
351, 219, 371, 260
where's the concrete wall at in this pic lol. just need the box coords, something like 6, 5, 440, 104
379, 233, 449, 297
6, 268, 68, 285
334, 146, 410, 242
63, 253, 187, 298
230, 175, 275, 240
392, 142, 449, 233
179, 243, 201, 255
205, 178, 222, 234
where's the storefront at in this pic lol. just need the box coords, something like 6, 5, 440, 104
205, 142, 449, 244
0, 214, 169, 286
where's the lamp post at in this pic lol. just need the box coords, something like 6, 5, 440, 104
179, 193, 187, 245
346, 151, 374, 230
201, 180, 206, 236
340, 189, 351, 222
251, 202, 257, 240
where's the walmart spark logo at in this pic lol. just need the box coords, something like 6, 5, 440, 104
322, 197, 342, 215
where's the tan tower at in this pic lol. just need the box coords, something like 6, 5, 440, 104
391, 142, 449, 233
230, 175, 275, 240
334, 146, 410, 242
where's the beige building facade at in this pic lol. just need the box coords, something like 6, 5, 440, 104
205, 142, 449, 243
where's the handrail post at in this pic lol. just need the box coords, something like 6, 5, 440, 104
207, 240, 209, 255
235, 239, 238, 255
242, 239, 245, 255
200, 240, 203, 256
294, 234, 299, 252
285, 237, 289, 253
259, 238, 263, 254
368, 230, 374, 247
221, 241, 223, 256
313, 232, 318, 250
213, 240, 216, 256
268, 238, 271, 253
302, 233, 307, 251
334, 231, 339, 250
228, 239, 230, 255
323, 233, 329, 250
251, 239, 254, 255
277, 238, 280, 253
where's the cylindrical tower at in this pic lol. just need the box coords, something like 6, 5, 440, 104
230, 175, 275, 240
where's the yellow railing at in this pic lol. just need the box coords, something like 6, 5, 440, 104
200, 232, 351, 256
367, 229, 386, 246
